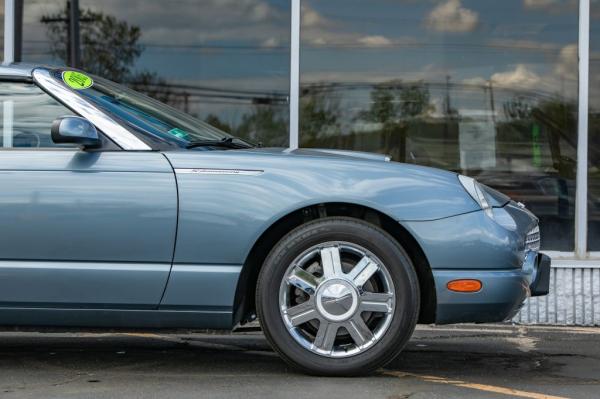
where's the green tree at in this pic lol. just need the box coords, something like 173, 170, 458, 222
399, 84, 433, 118
44, 6, 142, 82
204, 114, 233, 134
236, 107, 288, 147
357, 81, 433, 162
43, 6, 189, 109
127, 71, 186, 110
299, 86, 341, 146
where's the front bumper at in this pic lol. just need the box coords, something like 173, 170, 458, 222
433, 252, 551, 324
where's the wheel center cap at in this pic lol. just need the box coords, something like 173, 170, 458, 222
316, 279, 359, 322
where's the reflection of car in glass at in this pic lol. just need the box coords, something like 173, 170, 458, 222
403, 114, 582, 251
475, 172, 576, 250
0, 64, 550, 376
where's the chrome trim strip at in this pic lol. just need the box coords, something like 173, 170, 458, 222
171, 264, 242, 273
0, 261, 169, 272
32, 68, 152, 151
175, 168, 264, 176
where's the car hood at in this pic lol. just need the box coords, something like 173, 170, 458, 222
164, 147, 480, 221
247, 147, 392, 162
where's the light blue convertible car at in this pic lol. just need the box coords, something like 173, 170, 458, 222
0, 64, 550, 376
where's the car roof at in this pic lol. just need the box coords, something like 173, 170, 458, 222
0, 63, 44, 80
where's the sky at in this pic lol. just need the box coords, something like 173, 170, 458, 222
15, 0, 594, 122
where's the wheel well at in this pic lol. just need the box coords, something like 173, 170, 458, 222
232, 203, 437, 327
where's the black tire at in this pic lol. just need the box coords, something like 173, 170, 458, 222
256, 217, 420, 376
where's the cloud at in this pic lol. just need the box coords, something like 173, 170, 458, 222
300, 3, 401, 48
462, 76, 488, 86
490, 64, 541, 88
301, 63, 447, 85
261, 37, 280, 48
554, 43, 578, 80
523, 0, 560, 8
302, 3, 328, 28
425, 0, 479, 33
357, 35, 393, 47
461, 42, 579, 101
523, 0, 578, 14
23, 0, 290, 46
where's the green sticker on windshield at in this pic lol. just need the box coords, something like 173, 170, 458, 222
62, 71, 93, 90
168, 128, 190, 139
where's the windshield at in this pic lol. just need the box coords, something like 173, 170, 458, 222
53, 69, 249, 148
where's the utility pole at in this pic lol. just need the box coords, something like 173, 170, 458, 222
488, 79, 496, 124
40, 0, 91, 68
444, 75, 452, 116
14, 0, 24, 62
69, 0, 81, 68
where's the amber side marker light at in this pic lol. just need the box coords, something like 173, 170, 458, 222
447, 279, 482, 293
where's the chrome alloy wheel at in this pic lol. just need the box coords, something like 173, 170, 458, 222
279, 242, 395, 358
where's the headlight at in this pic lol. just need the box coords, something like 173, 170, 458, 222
458, 175, 493, 219
458, 175, 517, 231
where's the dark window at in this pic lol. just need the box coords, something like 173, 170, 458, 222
299, 0, 578, 250
20, 0, 290, 147
0, 82, 76, 148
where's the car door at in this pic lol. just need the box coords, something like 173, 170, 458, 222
0, 80, 177, 308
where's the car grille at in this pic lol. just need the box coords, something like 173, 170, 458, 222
525, 225, 540, 252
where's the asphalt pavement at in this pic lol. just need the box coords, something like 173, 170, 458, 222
0, 324, 598, 399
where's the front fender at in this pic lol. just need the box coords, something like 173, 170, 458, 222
164, 150, 477, 265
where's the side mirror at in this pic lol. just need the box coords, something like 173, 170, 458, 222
51, 116, 101, 149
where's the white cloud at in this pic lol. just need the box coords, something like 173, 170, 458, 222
461, 43, 579, 101
357, 35, 393, 47
426, 0, 479, 33
23, 0, 289, 46
302, 3, 327, 28
523, 0, 578, 13
300, 3, 401, 48
554, 43, 578, 80
261, 37, 280, 48
462, 76, 488, 86
523, 0, 560, 8
490, 64, 541, 88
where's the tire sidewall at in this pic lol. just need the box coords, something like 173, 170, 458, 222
257, 217, 420, 376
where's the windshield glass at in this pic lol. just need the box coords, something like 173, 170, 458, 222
53, 69, 248, 148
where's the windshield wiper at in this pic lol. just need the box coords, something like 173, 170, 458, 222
186, 137, 254, 150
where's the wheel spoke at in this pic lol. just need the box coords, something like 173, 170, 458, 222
360, 292, 393, 313
287, 266, 320, 295
347, 256, 379, 287
320, 246, 343, 278
345, 316, 374, 347
313, 320, 339, 352
285, 299, 319, 326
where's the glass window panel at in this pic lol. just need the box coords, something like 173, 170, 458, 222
300, 0, 578, 251
590, 1, 600, 251
0, 82, 76, 148
20, 0, 290, 146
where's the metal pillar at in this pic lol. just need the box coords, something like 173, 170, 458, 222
3, 0, 15, 64
576, 0, 590, 258
288, 0, 300, 150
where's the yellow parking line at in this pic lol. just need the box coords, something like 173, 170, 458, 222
383, 371, 570, 399
120, 332, 166, 339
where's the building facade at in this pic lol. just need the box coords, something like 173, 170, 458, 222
1, 0, 599, 324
